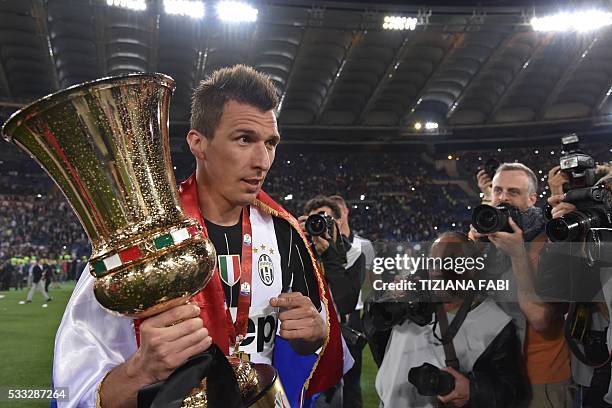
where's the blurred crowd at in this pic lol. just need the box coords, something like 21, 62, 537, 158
266, 152, 471, 241
0, 142, 610, 277
0, 191, 89, 260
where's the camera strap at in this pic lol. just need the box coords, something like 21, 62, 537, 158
435, 304, 460, 371
433, 292, 477, 371
331, 223, 349, 257
565, 302, 612, 368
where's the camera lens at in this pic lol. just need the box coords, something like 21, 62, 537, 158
472, 204, 508, 234
408, 363, 455, 396
305, 214, 327, 236
369, 302, 409, 330
546, 218, 572, 242
586, 228, 612, 266
546, 210, 602, 242
484, 158, 500, 178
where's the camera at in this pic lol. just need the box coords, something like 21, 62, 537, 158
476, 158, 499, 179
366, 270, 436, 329
367, 292, 436, 329
545, 184, 612, 243
559, 134, 597, 190
472, 203, 523, 234
483, 158, 500, 179
305, 212, 335, 237
408, 363, 455, 396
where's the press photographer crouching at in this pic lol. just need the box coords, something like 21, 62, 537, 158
372, 232, 526, 407
543, 169, 612, 407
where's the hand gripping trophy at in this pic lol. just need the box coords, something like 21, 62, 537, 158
2, 74, 287, 408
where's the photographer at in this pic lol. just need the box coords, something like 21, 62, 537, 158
545, 172, 612, 407
328, 194, 375, 408
301, 196, 363, 319
472, 162, 571, 407
374, 232, 526, 407
548, 163, 612, 197
548, 165, 570, 196
300, 196, 364, 407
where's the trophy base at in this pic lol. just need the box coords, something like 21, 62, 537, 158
181, 360, 289, 408
245, 364, 289, 408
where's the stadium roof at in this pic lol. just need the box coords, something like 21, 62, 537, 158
1, 0, 612, 148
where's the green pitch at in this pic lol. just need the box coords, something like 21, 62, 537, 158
0, 283, 380, 407
0, 283, 74, 407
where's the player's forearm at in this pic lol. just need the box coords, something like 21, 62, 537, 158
99, 357, 151, 408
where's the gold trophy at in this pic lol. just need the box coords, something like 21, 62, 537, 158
2, 74, 287, 407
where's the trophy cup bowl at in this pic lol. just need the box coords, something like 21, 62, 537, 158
1, 73, 216, 317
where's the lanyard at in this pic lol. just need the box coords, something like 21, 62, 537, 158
201, 207, 253, 348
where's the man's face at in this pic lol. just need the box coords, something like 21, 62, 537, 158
191, 100, 280, 207
492, 170, 536, 212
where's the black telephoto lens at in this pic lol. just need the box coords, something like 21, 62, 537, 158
546, 210, 603, 242
546, 218, 573, 242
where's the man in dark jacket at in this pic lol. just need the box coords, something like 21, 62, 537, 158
300, 196, 364, 407
301, 196, 363, 319
43, 261, 53, 293
25, 259, 51, 303
0, 259, 13, 290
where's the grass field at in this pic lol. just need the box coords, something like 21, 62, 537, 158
0, 283, 380, 407
0, 283, 73, 407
